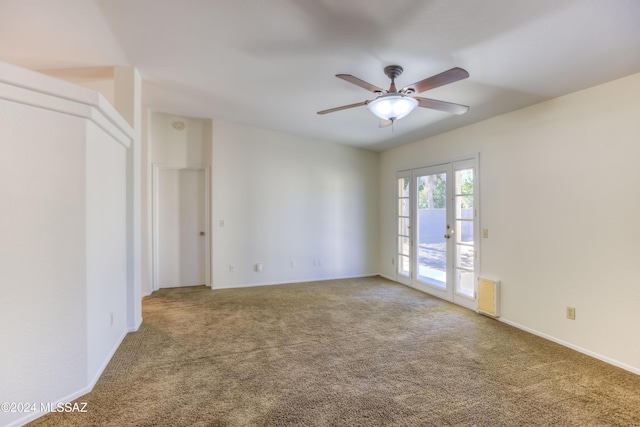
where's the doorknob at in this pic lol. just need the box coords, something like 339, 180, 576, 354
199, 231, 205, 236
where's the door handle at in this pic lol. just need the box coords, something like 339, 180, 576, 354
199, 231, 205, 236
444, 234, 450, 239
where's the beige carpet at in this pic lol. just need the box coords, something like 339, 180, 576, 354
31, 276, 640, 426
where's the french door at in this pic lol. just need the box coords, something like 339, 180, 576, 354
396, 158, 478, 309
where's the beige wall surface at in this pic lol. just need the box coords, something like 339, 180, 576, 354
379, 73, 640, 373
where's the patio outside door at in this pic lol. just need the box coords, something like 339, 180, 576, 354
414, 164, 452, 300
396, 158, 478, 310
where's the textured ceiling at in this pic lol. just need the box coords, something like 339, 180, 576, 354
1, 0, 639, 150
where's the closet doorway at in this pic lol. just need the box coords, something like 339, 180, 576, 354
153, 166, 210, 290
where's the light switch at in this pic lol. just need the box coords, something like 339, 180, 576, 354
482, 228, 489, 238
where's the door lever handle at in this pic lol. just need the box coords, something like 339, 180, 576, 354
199, 231, 205, 236
444, 234, 450, 239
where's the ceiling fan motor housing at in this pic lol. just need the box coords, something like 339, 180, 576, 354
383, 65, 404, 81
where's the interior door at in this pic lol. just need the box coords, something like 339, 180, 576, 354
157, 168, 206, 288
397, 158, 478, 309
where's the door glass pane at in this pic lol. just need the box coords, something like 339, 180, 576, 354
399, 255, 410, 276
456, 269, 475, 298
398, 237, 410, 256
399, 217, 410, 236
416, 173, 447, 288
455, 195, 473, 219
399, 198, 409, 216
455, 169, 473, 194
456, 245, 474, 270
456, 220, 473, 244
399, 177, 409, 197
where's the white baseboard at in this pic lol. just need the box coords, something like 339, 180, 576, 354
212, 273, 379, 290
6, 384, 94, 427
87, 329, 129, 388
128, 316, 143, 332
384, 276, 640, 376
8, 328, 130, 427
499, 317, 640, 376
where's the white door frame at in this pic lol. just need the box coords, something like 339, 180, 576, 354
152, 163, 211, 291
395, 170, 412, 287
396, 154, 479, 311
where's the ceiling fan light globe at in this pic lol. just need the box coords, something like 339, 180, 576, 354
367, 95, 418, 121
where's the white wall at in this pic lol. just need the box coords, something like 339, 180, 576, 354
38, 67, 145, 328
85, 122, 128, 382
379, 73, 640, 373
151, 113, 212, 166
0, 100, 88, 423
114, 67, 143, 332
150, 115, 379, 291
0, 61, 134, 427
211, 121, 379, 288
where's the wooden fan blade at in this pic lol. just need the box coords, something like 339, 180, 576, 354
379, 119, 393, 128
336, 74, 386, 93
401, 67, 469, 94
415, 97, 469, 115
317, 100, 369, 115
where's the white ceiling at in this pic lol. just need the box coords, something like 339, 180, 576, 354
1, 0, 639, 151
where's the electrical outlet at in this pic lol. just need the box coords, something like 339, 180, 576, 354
566, 307, 576, 320
291, 260, 296, 268
110, 312, 114, 326
229, 264, 235, 272
255, 263, 263, 272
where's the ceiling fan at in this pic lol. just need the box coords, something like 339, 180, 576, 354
317, 65, 469, 127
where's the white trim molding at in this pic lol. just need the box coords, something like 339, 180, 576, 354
152, 163, 212, 291
0, 61, 133, 147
